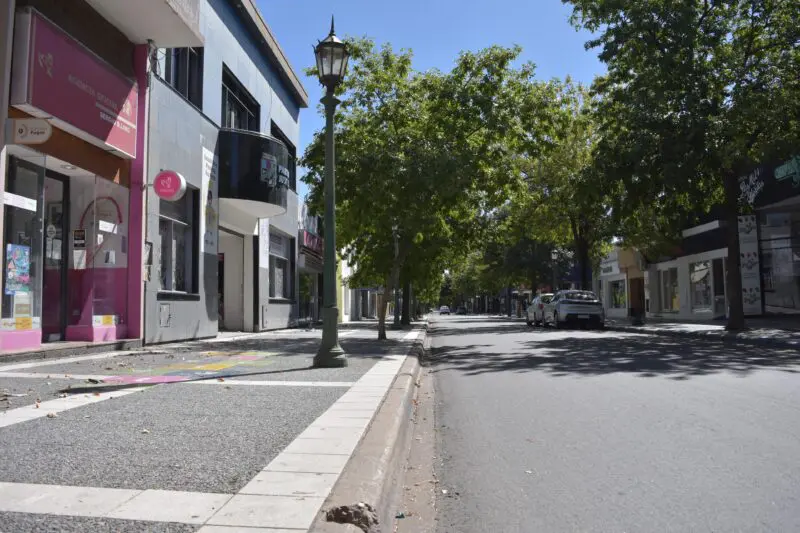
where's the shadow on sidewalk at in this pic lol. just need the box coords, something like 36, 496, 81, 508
428, 334, 800, 379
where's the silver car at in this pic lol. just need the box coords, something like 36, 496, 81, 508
545, 290, 605, 329
526, 293, 553, 326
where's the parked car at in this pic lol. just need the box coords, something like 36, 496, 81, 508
526, 293, 553, 326
456, 306, 467, 315
439, 306, 451, 315
544, 290, 604, 329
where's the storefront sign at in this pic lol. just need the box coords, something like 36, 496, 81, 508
11, 10, 139, 157
277, 165, 290, 188
153, 170, 187, 201
202, 146, 219, 253
738, 215, 762, 316
73, 229, 86, 249
7, 118, 52, 144
302, 230, 323, 254
775, 156, 800, 187
260, 153, 277, 185
15, 317, 32, 330
13, 293, 32, 317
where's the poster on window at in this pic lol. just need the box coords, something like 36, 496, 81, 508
5, 244, 31, 295
201, 146, 219, 253
738, 215, 762, 315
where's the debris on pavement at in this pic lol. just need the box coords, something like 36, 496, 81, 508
86, 378, 101, 384
525, 470, 533, 474
395, 511, 407, 519
325, 502, 379, 533
46, 412, 57, 418
141, 429, 150, 434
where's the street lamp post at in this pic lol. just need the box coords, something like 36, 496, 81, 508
313, 17, 350, 368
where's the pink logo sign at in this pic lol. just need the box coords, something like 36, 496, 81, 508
154, 170, 187, 201
22, 11, 139, 157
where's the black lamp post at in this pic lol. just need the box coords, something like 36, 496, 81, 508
313, 17, 350, 368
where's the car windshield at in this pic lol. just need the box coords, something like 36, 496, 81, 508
561, 291, 598, 301
541, 294, 554, 303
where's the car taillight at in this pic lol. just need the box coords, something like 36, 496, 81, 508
539, 304, 544, 309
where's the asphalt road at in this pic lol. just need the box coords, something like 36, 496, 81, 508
430, 315, 800, 533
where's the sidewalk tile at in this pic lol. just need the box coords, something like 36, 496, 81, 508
283, 436, 360, 456
239, 471, 338, 497
0, 482, 139, 517
299, 425, 367, 440
207, 494, 324, 529
197, 526, 308, 533
106, 489, 232, 524
265, 453, 351, 474
309, 415, 372, 429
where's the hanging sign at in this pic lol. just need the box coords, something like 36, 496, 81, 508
153, 170, 187, 201
7, 118, 52, 145
73, 229, 86, 249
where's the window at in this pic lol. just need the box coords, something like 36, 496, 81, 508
610, 281, 627, 308
269, 232, 295, 299
222, 66, 260, 131
660, 267, 679, 311
164, 47, 204, 108
690, 261, 712, 310
271, 122, 297, 191
159, 193, 198, 293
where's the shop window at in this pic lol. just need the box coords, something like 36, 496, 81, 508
271, 122, 297, 191
610, 280, 627, 309
222, 65, 260, 131
660, 267, 679, 311
164, 47, 204, 108
269, 232, 295, 300
159, 193, 198, 294
2, 157, 44, 325
690, 261, 712, 310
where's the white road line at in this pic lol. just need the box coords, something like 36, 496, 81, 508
0, 387, 147, 429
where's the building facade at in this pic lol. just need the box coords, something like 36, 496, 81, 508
143, 0, 307, 343
298, 201, 322, 325
0, 0, 202, 352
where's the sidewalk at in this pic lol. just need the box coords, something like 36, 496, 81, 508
0, 323, 426, 532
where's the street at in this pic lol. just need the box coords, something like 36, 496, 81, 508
430, 315, 800, 533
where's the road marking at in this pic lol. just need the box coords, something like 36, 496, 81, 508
0, 372, 355, 388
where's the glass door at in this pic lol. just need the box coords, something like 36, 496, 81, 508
42, 175, 68, 341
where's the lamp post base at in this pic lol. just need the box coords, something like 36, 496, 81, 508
313, 307, 348, 368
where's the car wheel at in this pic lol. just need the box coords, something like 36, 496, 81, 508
553, 312, 562, 329
526, 317, 533, 326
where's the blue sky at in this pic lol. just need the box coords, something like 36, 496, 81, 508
256, 0, 605, 200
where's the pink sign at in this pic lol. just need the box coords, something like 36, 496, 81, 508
153, 170, 187, 201
20, 11, 138, 157
303, 230, 323, 254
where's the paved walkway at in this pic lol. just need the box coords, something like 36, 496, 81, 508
0, 324, 425, 532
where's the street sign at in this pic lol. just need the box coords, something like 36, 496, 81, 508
7, 118, 52, 145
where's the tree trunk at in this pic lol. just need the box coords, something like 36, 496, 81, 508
576, 237, 591, 290
723, 172, 745, 331
401, 282, 411, 325
377, 291, 388, 341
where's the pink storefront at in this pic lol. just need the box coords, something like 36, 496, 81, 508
0, 8, 147, 352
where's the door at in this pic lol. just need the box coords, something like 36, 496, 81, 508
42, 175, 68, 342
218, 253, 225, 325
218, 231, 244, 331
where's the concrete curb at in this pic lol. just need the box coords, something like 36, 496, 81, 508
606, 324, 800, 350
309, 324, 428, 533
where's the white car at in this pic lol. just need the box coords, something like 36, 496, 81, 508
526, 293, 553, 326
544, 290, 604, 329
439, 306, 451, 315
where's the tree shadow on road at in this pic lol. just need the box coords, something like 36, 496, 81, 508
428, 333, 800, 379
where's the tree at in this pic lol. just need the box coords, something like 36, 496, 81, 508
565, 0, 800, 329
302, 39, 560, 339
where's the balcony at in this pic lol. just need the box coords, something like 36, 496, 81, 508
84, 0, 203, 47
217, 128, 290, 229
